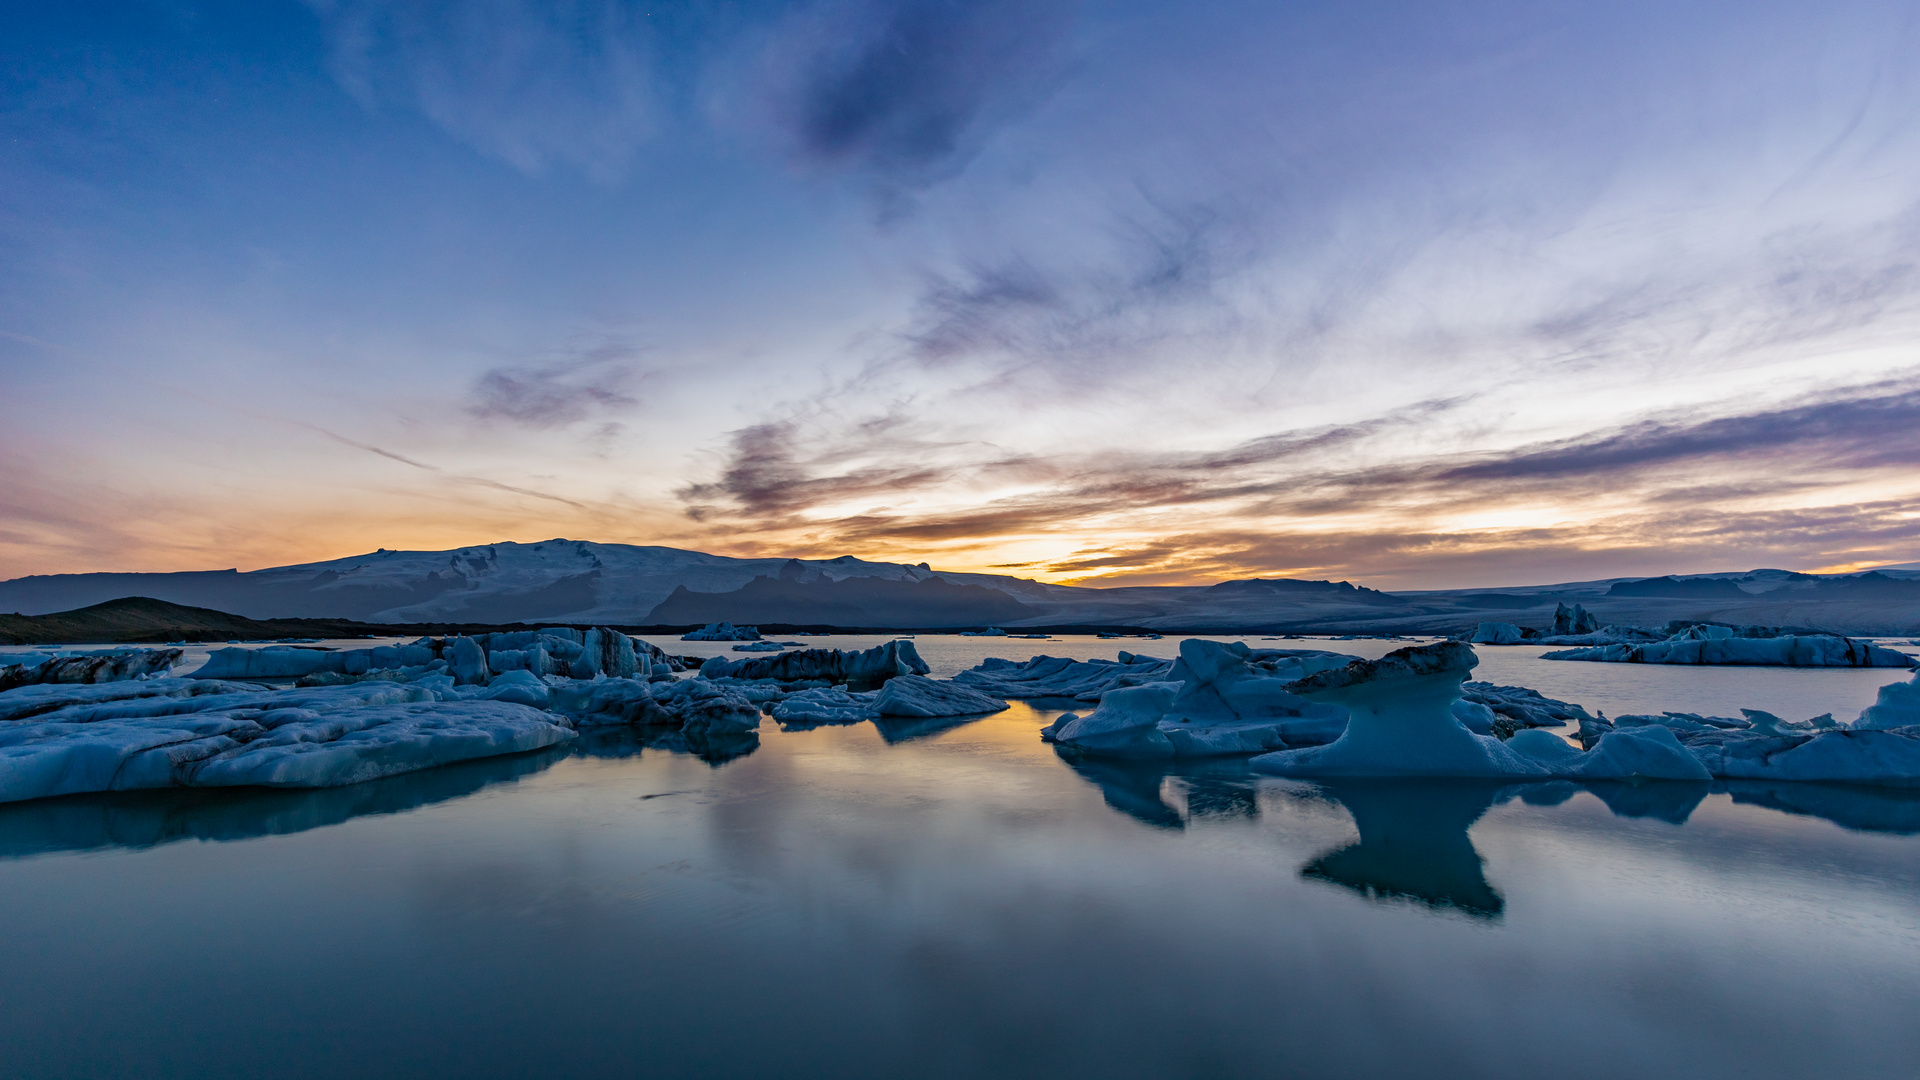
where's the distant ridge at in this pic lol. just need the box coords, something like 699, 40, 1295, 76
0, 597, 378, 645
3, 542, 1918, 636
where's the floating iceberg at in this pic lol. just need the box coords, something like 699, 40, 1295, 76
954, 652, 1174, 700
189, 629, 677, 684
1541, 633, 1914, 667
0, 648, 183, 691
1459, 682, 1594, 730
1042, 640, 1356, 760
767, 676, 1006, 728
731, 641, 786, 652
0, 679, 575, 804
700, 640, 928, 688
1249, 642, 1549, 778
1469, 622, 1527, 645
1857, 669, 1920, 729
682, 622, 761, 641
1552, 602, 1600, 636
869, 675, 1006, 718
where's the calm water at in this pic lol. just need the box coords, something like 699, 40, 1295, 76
2, 637, 1918, 1078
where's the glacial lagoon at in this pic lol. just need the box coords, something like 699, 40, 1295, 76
1, 636, 1917, 1079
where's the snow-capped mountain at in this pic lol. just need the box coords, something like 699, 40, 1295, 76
2, 540, 1917, 634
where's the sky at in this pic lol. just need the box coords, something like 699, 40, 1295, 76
4, 0, 1920, 589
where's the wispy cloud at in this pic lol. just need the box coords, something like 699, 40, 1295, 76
737, 0, 1078, 204
466, 340, 642, 428
304, 0, 660, 181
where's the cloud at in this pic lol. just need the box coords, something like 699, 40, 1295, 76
675, 419, 953, 519
466, 343, 641, 428
304, 0, 660, 181
1437, 378, 1920, 486
307, 425, 591, 509
744, 0, 1079, 196
665, 373, 1920, 585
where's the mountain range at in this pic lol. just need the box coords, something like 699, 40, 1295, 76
3, 540, 1918, 635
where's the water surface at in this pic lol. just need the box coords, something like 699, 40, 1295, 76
2, 688, 1917, 1079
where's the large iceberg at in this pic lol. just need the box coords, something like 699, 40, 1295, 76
699, 640, 928, 688
954, 652, 1175, 700
681, 622, 761, 641
189, 628, 680, 684
768, 676, 1006, 728
1248, 642, 1549, 778
0, 648, 183, 690
1249, 643, 1920, 786
0, 679, 576, 804
1469, 622, 1527, 645
1041, 640, 1356, 760
1542, 632, 1914, 667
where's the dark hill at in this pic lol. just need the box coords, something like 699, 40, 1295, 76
1607, 576, 1749, 598
0, 597, 381, 645
645, 574, 1033, 628
1205, 578, 1410, 606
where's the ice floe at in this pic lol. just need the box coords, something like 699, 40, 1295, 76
1469, 622, 1526, 645
0, 648, 183, 690
700, 640, 928, 688
953, 652, 1174, 700
0, 678, 576, 804
1038, 640, 1357, 760
682, 622, 761, 641
767, 676, 1006, 729
1541, 632, 1914, 667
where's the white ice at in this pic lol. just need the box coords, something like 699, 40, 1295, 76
1042, 640, 1356, 760
1542, 633, 1914, 667
0, 679, 574, 804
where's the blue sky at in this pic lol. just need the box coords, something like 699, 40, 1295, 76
5, 0, 1920, 587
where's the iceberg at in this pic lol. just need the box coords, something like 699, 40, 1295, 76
1542, 633, 1914, 667
770, 687, 875, 726
191, 645, 347, 680
1856, 669, 1920, 729
1044, 640, 1355, 760
0, 648, 183, 690
699, 640, 928, 688
1552, 602, 1600, 636
1469, 622, 1526, 645
0, 678, 575, 804
1250, 642, 1547, 778
767, 676, 1006, 729
868, 675, 1006, 718
1459, 682, 1594, 729
954, 652, 1174, 700
681, 622, 761, 641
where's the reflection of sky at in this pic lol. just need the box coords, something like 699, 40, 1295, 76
1, 717, 1917, 1077
6, 1, 1920, 587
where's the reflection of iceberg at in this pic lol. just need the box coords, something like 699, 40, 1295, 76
1057, 755, 1260, 830
1299, 781, 1506, 918
0, 741, 570, 859
871, 713, 987, 744
1062, 757, 1188, 829
1720, 781, 1920, 834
